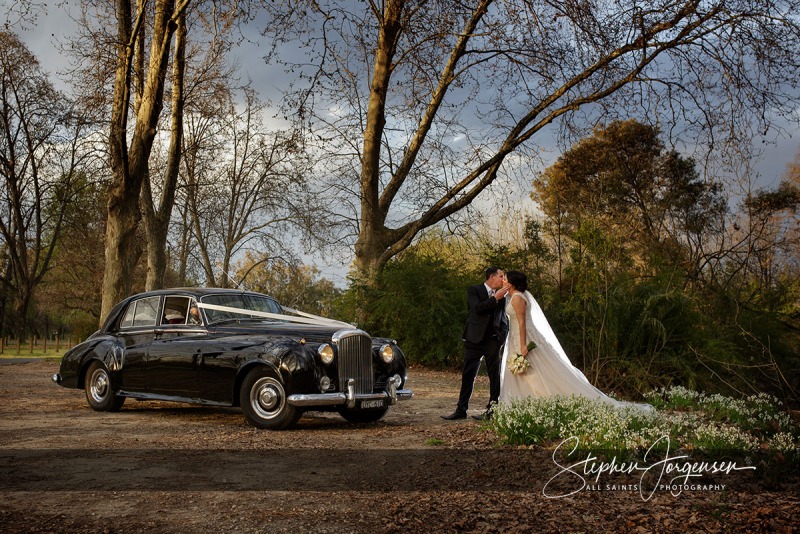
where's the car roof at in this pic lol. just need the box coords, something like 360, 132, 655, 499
126, 287, 276, 299
101, 288, 280, 332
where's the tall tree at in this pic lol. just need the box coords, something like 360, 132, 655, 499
100, 0, 192, 323
34, 175, 108, 338
182, 88, 312, 287
140, 1, 249, 290
261, 0, 800, 285
140, 8, 186, 291
0, 32, 85, 337
533, 119, 726, 283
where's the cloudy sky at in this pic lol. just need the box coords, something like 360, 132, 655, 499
14, 2, 799, 183
7, 2, 799, 283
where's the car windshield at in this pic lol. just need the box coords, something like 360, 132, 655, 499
200, 293, 283, 324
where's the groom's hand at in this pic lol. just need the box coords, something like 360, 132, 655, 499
494, 286, 509, 300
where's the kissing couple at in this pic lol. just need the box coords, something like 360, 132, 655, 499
442, 267, 651, 421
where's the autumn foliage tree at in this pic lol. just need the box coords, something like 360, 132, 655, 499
0, 32, 86, 338
233, 252, 342, 318
534, 119, 726, 285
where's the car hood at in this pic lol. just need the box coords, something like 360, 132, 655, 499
206, 322, 360, 344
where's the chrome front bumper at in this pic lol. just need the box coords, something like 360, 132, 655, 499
287, 377, 413, 409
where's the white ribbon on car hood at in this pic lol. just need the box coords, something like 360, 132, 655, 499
197, 302, 355, 328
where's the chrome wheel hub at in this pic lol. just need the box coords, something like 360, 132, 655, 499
90, 369, 109, 402
258, 386, 278, 410
249, 377, 284, 420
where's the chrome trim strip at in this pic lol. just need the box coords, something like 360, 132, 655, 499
117, 327, 208, 335
287, 393, 348, 406
116, 390, 230, 406
286, 389, 413, 407
331, 329, 368, 343
154, 328, 208, 335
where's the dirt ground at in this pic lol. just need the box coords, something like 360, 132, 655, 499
0, 359, 797, 533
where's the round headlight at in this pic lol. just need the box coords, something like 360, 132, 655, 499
318, 344, 334, 365
379, 344, 394, 364
319, 376, 331, 392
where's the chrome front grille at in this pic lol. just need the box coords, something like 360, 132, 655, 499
335, 330, 373, 394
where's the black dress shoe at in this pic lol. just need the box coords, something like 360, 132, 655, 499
472, 411, 493, 421
441, 411, 467, 420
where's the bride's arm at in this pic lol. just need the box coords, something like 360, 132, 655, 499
511, 295, 528, 353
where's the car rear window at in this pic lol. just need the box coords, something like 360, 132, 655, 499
119, 296, 161, 328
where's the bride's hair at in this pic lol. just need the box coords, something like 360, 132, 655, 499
506, 270, 528, 292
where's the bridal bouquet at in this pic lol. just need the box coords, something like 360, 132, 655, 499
509, 341, 537, 375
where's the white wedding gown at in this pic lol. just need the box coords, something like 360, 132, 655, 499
499, 291, 652, 411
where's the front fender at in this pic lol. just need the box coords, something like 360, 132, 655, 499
232, 340, 317, 406
371, 338, 408, 380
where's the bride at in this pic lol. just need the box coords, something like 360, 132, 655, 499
499, 270, 651, 410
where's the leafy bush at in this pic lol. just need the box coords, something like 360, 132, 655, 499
338, 252, 477, 367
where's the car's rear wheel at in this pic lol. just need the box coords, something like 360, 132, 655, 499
337, 406, 389, 424
84, 361, 125, 412
240, 368, 299, 430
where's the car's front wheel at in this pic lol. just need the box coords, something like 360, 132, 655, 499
84, 361, 125, 412
337, 406, 389, 424
240, 368, 300, 430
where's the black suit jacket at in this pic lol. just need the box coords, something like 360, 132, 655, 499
462, 283, 508, 345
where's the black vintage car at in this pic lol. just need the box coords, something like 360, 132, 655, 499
53, 288, 412, 429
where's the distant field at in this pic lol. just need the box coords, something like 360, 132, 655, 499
0, 341, 76, 359
0, 351, 66, 359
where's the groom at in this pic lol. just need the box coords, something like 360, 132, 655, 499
442, 266, 509, 421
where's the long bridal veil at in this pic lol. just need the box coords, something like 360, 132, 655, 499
522, 290, 578, 371
500, 291, 653, 411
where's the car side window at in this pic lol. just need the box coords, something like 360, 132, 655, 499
134, 297, 160, 326
162, 296, 192, 325
119, 296, 161, 329
120, 304, 136, 328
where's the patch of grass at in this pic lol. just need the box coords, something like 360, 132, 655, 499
424, 438, 446, 446
0, 351, 67, 359
0, 343, 75, 359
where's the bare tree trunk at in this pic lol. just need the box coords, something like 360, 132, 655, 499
352, 0, 402, 286
351, 0, 495, 284
101, 0, 189, 323
176, 198, 191, 285
102, 0, 140, 322
142, 10, 186, 290
0, 257, 9, 336
101, 187, 143, 320
13, 284, 34, 340
185, 169, 217, 286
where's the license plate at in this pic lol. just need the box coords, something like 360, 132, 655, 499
360, 399, 385, 409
